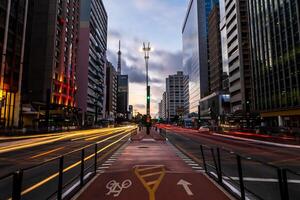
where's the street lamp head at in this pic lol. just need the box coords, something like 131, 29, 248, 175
142, 42, 151, 52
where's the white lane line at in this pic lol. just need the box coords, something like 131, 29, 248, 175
209, 172, 251, 200
192, 166, 203, 169
98, 166, 110, 169
188, 163, 199, 166
224, 176, 300, 183
62, 172, 92, 199
105, 160, 115, 163
213, 133, 300, 149
102, 163, 112, 166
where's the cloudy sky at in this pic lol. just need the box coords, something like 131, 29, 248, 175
103, 0, 188, 117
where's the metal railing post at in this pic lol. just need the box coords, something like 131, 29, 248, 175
12, 170, 23, 200
236, 155, 245, 200
200, 145, 207, 173
94, 144, 98, 174
211, 148, 218, 173
216, 148, 222, 184
80, 149, 85, 187
278, 169, 289, 200
57, 156, 64, 200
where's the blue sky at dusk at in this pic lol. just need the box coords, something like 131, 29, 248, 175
103, 0, 188, 116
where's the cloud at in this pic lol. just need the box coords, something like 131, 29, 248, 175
106, 29, 184, 115
135, 104, 146, 110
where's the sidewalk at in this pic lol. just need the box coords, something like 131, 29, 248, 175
73, 130, 232, 200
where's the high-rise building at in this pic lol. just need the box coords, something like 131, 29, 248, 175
0, 0, 29, 128
182, 0, 216, 114
199, 3, 230, 123
166, 71, 188, 121
23, 0, 80, 126
219, 0, 229, 92
105, 61, 117, 120
208, 5, 223, 93
117, 75, 128, 118
77, 0, 107, 124
161, 92, 167, 120
158, 102, 162, 119
224, 0, 252, 113
248, 0, 300, 127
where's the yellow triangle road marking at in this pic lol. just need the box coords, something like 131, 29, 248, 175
134, 165, 165, 200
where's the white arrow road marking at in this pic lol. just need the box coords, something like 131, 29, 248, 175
177, 179, 193, 196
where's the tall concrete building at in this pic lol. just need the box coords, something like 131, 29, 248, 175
105, 61, 117, 120
248, 0, 300, 127
182, 0, 217, 115
0, 0, 28, 128
166, 72, 188, 121
219, 0, 229, 91
77, 0, 107, 125
117, 75, 128, 118
23, 0, 80, 126
208, 5, 223, 93
224, 0, 252, 113
158, 102, 162, 119
199, 3, 231, 122
161, 92, 167, 120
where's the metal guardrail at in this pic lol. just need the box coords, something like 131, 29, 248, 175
199, 144, 297, 200
0, 128, 137, 200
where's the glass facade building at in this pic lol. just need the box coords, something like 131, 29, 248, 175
183, 0, 215, 114
248, 0, 300, 127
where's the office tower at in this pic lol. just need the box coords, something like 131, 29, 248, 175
161, 92, 167, 120
105, 61, 117, 120
0, 0, 28, 128
208, 5, 223, 93
77, 0, 107, 124
224, 0, 252, 113
219, 0, 229, 91
23, 0, 80, 127
182, 0, 216, 114
248, 0, 300, 127
166, 71, 188, 121
117, 75, 128, 118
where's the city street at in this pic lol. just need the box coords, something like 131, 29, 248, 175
158, 125, 300, 199
0, 126, 136, 200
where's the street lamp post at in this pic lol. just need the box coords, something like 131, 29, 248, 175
143, 42, 151, 135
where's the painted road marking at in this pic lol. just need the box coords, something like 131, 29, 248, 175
30, 147, 64, 159
213, 132, 300, 149
106, 179, 132, 197
177, 179, 193, 196
134, 165, 165, 200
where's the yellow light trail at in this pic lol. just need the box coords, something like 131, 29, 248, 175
30, 147, 65, 159
0, 127, 132, 154
16, 129, 133, 197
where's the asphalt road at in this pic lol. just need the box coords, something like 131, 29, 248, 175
161, 126, 300, 200
0, 126, 135, 200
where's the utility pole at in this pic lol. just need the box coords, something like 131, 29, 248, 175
143, 42, 151, 135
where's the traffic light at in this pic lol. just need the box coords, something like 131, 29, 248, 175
147, 86, 150, 101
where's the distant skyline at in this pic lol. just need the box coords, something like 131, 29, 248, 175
103, 0, 188, 116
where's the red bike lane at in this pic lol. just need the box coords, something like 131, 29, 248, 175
73, 133, 233, 200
